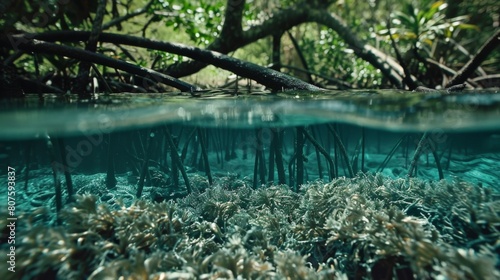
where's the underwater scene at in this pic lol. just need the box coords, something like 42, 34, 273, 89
1, 90, 499, 279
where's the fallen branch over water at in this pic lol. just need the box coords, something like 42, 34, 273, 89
1, 32, 322, 92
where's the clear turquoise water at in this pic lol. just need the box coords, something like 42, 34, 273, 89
1, 90, 499, 188
1, 90, 500, 139
1, 90, 499, 279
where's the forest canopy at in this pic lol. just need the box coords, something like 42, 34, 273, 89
0, 0, 498, 98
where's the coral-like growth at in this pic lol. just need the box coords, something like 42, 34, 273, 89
1, 173, 498, 279
291, 174, 500, 279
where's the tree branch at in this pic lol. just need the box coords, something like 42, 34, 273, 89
0, 37, 197, 92
164, 5, 310, 77
3, 1, 407, 91
387, 19, 418, 90
286, 30, 313, 83
307, 9, 404, 88
74, 0, 106, 97
102, 0, 155, 31
220, 0, 245, 40
163, 3, 405, 88
446, 29, 500, 88
11, 31, 321, 91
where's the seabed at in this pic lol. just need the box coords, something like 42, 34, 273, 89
0, 91, 499, 279
1, 171, 499, 279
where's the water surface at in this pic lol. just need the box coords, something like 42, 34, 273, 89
1, 90, 500, 140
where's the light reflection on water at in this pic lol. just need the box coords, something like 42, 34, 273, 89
0, 90, 499, 139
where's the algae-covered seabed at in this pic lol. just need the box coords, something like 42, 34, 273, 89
0, 91, 499, 279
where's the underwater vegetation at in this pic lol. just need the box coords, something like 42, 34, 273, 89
1, 173, 499, 280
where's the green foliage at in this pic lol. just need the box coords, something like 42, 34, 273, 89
1, 0, 497, 91
151, 0, 224, 46
299, 26, 383, 88
379, 1, 476, 53
368, 0, 496, 87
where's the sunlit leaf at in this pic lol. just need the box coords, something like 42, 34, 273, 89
422, 38, 433, 45
457, 23, 480, 31
392, 18, 402, 25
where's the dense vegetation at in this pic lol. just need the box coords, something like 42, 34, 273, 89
0, 0, 498, 98
1, 2, 499, 279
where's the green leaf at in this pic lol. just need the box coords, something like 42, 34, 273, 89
456, 23, 480, 31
